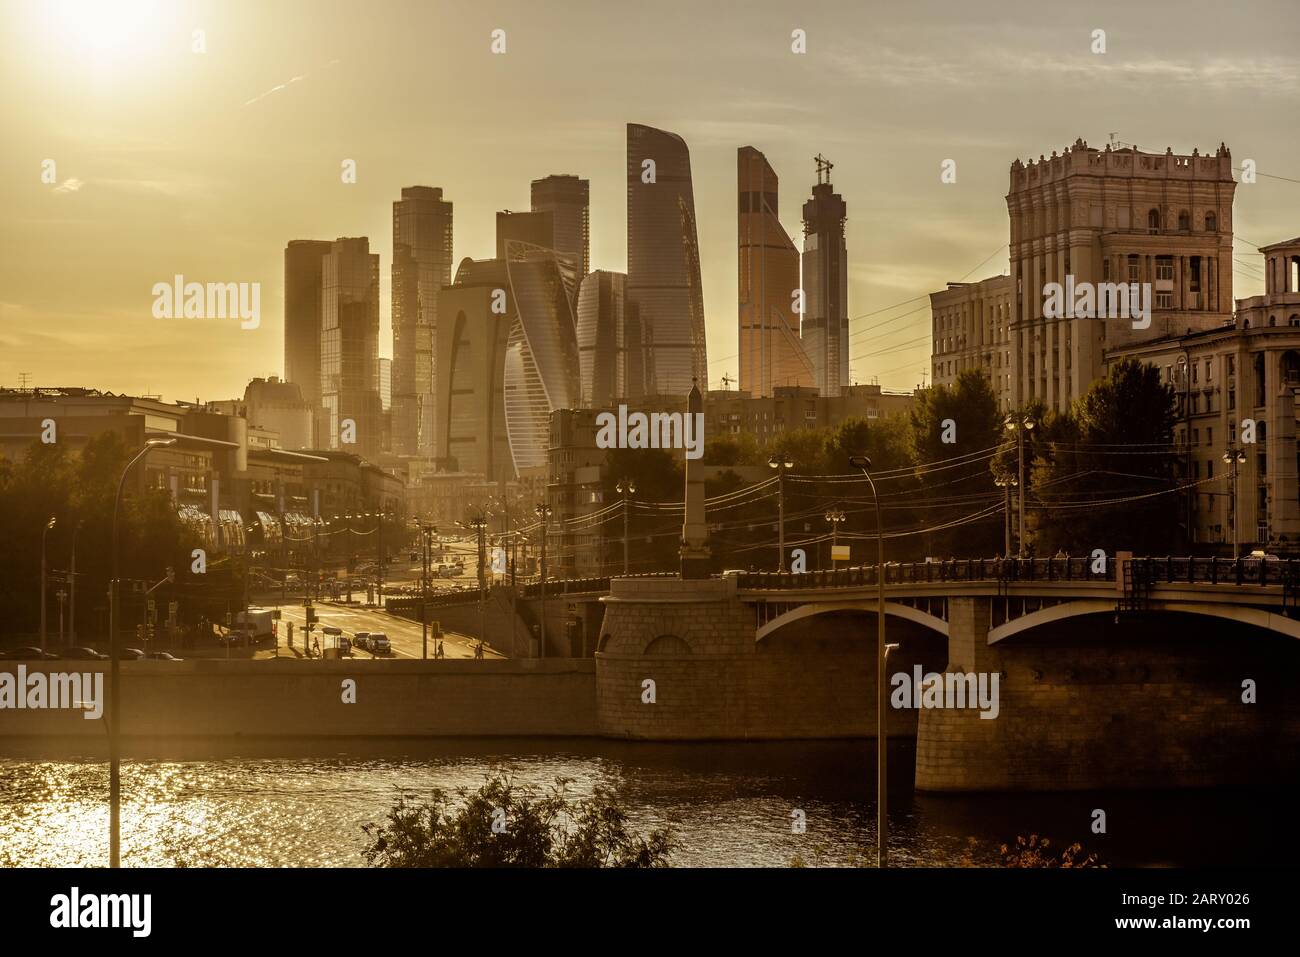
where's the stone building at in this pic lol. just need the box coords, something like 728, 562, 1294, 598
929, 275, 1015, 408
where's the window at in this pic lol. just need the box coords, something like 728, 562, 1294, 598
1205, 360, 1212, 382
1128, 255, 1141, 281
1192, 363, 1199, 384
1156, 291, 1173, 308
1228, 356, 1235, 375
1207, 427, 1213, 446
1103, 258, 1111, 281
1228, 389, 1235, 410
1178, 210, 1190, 231
1148, 209, 1161, 233
1205, 212, 1217, 231
1192, 428, 1200, 445
1156, 257, 1174, 281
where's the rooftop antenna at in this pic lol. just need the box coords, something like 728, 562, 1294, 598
814, 153, 834, 185
18, 372, 31, 391
920, 369, 929, 388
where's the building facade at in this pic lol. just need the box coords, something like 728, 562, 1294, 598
391, 186, 453, 458
531, 174, 590, 277
576, 270, 639, 407
626, 123, 708, 397
283, 239, 332, 421
802, 159, 849, 397
738, 146, 814, 397
1006, 139, 1236, 412
704, 383, 915, 444
320, 237, 382, 459
929, 275, 1015, 408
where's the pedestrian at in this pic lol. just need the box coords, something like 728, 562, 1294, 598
474, 640, 484, 659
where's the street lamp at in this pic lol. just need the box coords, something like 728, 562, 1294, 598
459, 512, 489, 653
109, 436, 175, 868
40, 516, 56, 654
824, 507, 846, 566
535, 502, 552, 658
615, 479, 636, 576
768, 455, 794, 571
849, 453, 888, 868
994, 476, 1018, 558
1004, 414, 1035, 557
1223, 446, 1248, 559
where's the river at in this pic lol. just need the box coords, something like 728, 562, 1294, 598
0, 738, 1280, 867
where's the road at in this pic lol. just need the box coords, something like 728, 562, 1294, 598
272, 600, 504, 660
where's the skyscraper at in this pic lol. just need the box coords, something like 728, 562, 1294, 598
576, 270, 636, 406
283, 239, 332, 417
502, 240, 581, 473
496, 210, 555, 259
391, 186, 453, 458
531, 174, 590, 277
320, 237, 382, 458
436, 257, 515, 480
626, 123, 708, 397
802, 155, 849, 396
738, 147, 815, 396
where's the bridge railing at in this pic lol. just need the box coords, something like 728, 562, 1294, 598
735, 556, 1300, 591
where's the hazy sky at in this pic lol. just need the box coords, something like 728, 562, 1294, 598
2, 0, 1296, 400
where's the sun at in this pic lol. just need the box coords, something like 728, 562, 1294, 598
46, 0, 162, 55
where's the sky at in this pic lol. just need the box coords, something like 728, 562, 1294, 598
1, 0, 1297, 401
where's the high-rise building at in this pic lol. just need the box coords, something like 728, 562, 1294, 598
391, 186, 453, 458
802, 156, 849, 397
531, 174, 590, 277
320, 237, 382, 459
435, 257, 515, 481
626, 123, 708, 397
576, 270, 639, 406
502, 240, 581, 473
283, 240, 332, 417
930, 275, 1015, 408
738, 147, 815, 396
1006, 139, 1235, 412
496, 210, 555, 259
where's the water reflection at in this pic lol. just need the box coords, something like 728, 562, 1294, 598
0, 738, 1284, 867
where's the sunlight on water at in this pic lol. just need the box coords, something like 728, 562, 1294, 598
0, 740, 1275, 867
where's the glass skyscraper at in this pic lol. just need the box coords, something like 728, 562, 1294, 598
283, 239, 332, 415
626, 123, 708, 398
502, 241, 581, 473
576, 269, 634, 407
738, 146, 814, 396
802, 162, 849, 396
320, 236, 382, 458
531, 174, 590, 278
391, 186, 453, 458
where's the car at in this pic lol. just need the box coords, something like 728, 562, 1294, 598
352, 632, 371, 650
60, 646, 108, 660
0, 646, 60, 660
369, 633, 391, 655
148, 651, 183, 661
117, 648, 146, 660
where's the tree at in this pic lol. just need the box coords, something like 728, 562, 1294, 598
1031, 358, 1179, 554
362, 772, 673, 868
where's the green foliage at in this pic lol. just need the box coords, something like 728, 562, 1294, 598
1000, 834, 1106, 868
361, 772, 674, 868
1030, 358, 1179, 554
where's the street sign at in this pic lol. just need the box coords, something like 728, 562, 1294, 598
832, 544, 851, 562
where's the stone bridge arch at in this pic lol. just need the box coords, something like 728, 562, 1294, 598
754, 600, 950, 644
987, 598, 1300, 644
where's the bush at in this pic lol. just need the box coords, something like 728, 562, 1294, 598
362, 772, 673, 868
1001, 834, 1106, 868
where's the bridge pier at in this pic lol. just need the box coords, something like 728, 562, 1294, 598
916, 596, 1300, 791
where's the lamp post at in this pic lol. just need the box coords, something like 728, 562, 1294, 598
109, 436, 175, 868
616, 479, 636, 576
70, 520, 82, 644
1004, 414, 1035, 557
535, 502, 552, 658
768, 455, 794, 571
1223, 446, 1247, 559
460, 512, 489, 652
994, 476, 1018, 557
40, 516, 56, 654
824, 507, 846, 566
849, 454, 890, 867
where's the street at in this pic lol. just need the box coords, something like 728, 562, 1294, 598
273, 600, 504, 660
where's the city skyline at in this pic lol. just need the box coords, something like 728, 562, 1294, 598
4, 0, 1295, 404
